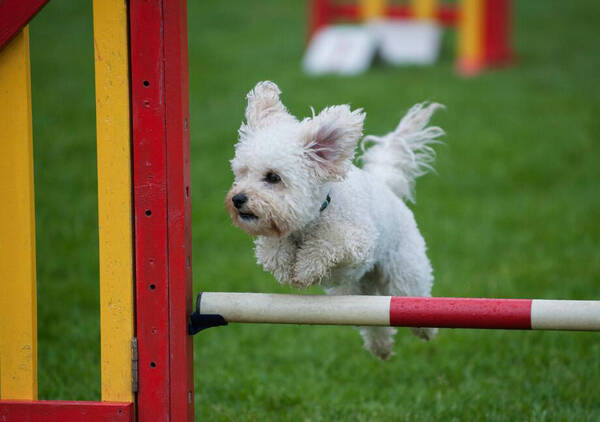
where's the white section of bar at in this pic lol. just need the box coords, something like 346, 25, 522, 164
531, 300, 600, 331
200, 293, 391, 326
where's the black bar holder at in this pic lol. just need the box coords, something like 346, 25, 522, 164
188, 293, 228, 335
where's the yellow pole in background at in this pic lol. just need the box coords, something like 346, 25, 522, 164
93, 0, 135, 403
412, 0, 437, 20
457, 0, 484, 74
359, 0, 387, 20
0, 27, 38, 400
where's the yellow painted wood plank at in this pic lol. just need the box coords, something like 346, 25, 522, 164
457, 0, 484, 72
0, 27, 38, 400
359, 0, 386, 20
412, 0, 437, 20
93, 0, 134, 403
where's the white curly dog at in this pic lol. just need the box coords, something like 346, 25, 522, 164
226, 81, 444, 359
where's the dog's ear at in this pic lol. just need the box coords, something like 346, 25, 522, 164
303, 105, 365, 178
244, 81, 292, 130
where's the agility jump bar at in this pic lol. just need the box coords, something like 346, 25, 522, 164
189, 293, 600, 334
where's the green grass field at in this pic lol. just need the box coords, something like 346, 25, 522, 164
28, 0, 599, 420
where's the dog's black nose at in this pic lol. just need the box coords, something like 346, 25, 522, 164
232, 193, 248, 209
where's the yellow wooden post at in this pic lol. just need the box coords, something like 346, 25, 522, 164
359, 0, 387, 20
457, 0, 484, 74
0, 27, 38, 400
413, 0, 437, 20
93, 0, 135, 403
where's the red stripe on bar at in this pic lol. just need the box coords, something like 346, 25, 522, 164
0, 400, 133, 422
390, 297, 532, 329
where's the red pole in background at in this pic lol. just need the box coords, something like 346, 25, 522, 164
307, 0, 459, 39
309, 0, 332, 38
483, 0, 513, 67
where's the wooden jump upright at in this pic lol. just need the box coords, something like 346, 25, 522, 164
0, 23, 38, 405
0, 1, 193, 421
129, 0, 194, 420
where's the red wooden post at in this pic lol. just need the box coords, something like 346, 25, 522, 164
329, 3, 360, 21
307, 2, 458, 35
483, 0, 513, 67
164, 1, 194, 421
0, 401, 133, 422
0, 0, 49, 49
130, 0, 194, 421
309, 0, 332, 39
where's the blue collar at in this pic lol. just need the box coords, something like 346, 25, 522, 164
320, 194, 331, 212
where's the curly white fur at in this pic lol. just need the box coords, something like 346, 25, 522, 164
226, 81, 444, 359
360, 102, 445, 202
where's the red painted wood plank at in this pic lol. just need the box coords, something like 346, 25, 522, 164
483, 0, 513, 65
130, 0, 171, 420
0, 400, 133, 422
0, 0, 50, 50
163, 0, 194, 421
317, 4, 458, 28
383, 4, 411, 19
130, 0, 194, 421
435, 5, 459, 26
390, 297, 532, 329
309, 0, 333, 38
329, 3, 359, 20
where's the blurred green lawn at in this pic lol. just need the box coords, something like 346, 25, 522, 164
29, 0, 599, 420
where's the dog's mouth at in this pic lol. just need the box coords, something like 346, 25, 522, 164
238, 211, 258, 221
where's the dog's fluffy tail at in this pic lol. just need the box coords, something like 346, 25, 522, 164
360, 103, 444, 202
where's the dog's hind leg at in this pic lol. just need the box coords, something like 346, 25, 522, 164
379, 250, 438, 341
326, 274, 397, 360
358, 325, 397, 360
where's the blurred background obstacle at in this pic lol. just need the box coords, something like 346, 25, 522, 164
305, 0, 513, 75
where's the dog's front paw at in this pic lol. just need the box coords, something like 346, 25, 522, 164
290, 276, 313, 290
292, 259, 328, 289
272, 266, 295, 286
255, 236, 297, 285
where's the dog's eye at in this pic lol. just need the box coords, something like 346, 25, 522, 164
264, 171, 281, 184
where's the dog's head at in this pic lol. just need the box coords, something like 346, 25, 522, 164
226, 81, 365, 237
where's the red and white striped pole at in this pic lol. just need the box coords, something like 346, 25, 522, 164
191, 293, 600, 332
